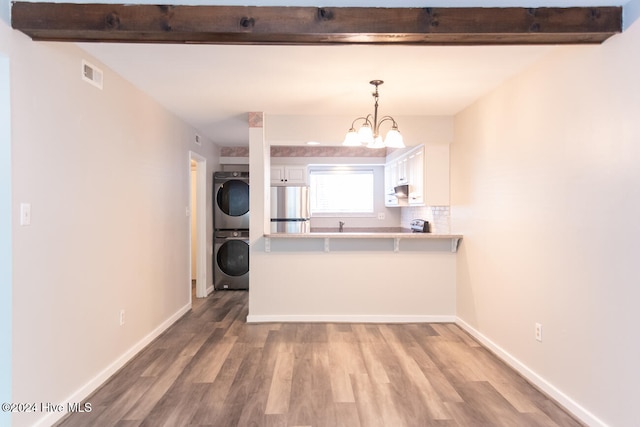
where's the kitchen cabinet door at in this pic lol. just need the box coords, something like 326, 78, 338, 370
384, 161, 399, 207
271, 165, 308, 185
408, 147, 424, 205
397, 157, 409, 184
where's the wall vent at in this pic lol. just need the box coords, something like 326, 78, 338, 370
195, 134, 202, 145
82, 60, 103, 89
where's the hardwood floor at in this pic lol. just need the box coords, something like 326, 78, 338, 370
56, 291, 583, 427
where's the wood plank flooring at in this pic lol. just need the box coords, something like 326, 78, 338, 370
56, 291, 583, 427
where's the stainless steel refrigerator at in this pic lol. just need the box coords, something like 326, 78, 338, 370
270, 186, 310, 233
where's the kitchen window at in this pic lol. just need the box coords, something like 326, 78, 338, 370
309, 168, 374, 216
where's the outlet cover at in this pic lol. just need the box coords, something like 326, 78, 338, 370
535, 323, 542, 342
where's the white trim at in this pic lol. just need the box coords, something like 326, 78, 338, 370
33, 303, 191, 427
189, 151, 207, 299
247, 314, 456, 323
455, 317, 608, 427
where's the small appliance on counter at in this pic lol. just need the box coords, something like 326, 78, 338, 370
270, 186, 311, 233
410, 219, 430, 233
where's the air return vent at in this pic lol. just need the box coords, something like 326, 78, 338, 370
82, 60, 103, 89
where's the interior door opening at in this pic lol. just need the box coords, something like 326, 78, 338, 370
189, 151, 207, 300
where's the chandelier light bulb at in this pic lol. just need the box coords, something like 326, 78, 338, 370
384, 127, 404, 148
343, 80, 405, 149
357, 123, 374, 145
343, 128, 361, 146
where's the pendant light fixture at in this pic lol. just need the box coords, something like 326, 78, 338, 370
343, 80, 405, 149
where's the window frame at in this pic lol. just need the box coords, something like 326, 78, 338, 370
308, 166, 376, 218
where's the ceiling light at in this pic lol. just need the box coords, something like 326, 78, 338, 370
343, 80, 405, 149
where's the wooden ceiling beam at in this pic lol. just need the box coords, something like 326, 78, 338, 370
11, 3, 622, 45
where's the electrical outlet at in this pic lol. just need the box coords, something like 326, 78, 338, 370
535, 323, 542, 342
377, 212, 385, 220
119, 309, 125, 326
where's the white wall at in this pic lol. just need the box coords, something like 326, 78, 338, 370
3, 17, 220, 426
0, 53, 12, 427
451, 19, 640, 427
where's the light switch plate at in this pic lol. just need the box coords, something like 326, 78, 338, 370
20, 203, 31, 226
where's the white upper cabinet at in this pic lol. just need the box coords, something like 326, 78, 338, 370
384, 144, 449, 207
408, 147, 424, 205
271, 165, 308, 185
397, 157, 409, 184
384, 162, 400, 206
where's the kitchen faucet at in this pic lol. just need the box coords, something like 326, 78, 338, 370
339, 221, 345, 232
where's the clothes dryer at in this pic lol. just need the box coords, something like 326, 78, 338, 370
213, 171, 249, 230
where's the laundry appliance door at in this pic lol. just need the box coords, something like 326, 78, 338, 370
214, 171, 249, 230
214, 231, 249, 290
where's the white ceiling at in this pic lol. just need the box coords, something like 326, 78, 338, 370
76, 0, 625, 146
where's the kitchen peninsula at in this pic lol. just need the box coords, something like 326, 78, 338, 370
248, 114, 462, 324
264, 230, 463, 253
250, 228, 461, 323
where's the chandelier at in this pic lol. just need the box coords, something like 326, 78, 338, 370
343, 80, 405, 149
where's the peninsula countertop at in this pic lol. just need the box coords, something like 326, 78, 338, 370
262, 228, 463, 252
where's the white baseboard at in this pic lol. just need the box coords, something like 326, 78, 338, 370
33, 303, 192, 427
247, 314, 456, 323
455, 317, 607, 427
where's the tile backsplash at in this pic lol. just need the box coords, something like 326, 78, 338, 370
401, 206, 451, 234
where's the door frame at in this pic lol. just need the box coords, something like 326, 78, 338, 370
189, 151, 207, 299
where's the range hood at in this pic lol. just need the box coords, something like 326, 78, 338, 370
394, 184, 409, 198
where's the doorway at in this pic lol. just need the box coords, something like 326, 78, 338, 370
189, 151, 207, 300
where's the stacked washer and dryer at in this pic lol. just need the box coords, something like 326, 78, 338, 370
213, 171, 249, 290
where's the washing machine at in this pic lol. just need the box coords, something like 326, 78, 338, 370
214, 230, 249, 290
214, 171, 249, 230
